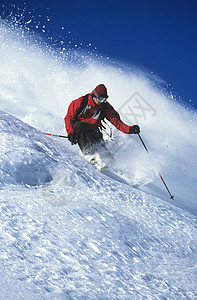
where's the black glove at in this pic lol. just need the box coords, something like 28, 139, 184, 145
68, 132, 78, 145
129, 125, 140, 134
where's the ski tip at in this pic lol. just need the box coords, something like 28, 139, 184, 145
132, 184, 140, 188
100, 166, 108, 172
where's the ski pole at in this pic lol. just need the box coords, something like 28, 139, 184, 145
138, 133, 174, 200
43, 132, 68, 138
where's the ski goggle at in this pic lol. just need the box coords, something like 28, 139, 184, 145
94, 90, 108, 103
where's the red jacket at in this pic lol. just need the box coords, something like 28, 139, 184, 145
64, 93, 130, 135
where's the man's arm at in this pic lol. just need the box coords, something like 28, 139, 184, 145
106, 103, 131, 133
106, 103, 140, 134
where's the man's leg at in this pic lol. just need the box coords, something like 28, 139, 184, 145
92, 128, 103, 143
73, 122, 94, 155
92, 128, 113, 159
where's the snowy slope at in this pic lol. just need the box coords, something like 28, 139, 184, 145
0, 19, 197, 299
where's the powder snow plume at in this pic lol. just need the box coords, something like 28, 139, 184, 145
0, 17, 196, 213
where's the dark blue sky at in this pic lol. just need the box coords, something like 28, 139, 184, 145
1, 0, 197, 109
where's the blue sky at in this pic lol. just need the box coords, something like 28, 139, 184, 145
1, 0, 197, 109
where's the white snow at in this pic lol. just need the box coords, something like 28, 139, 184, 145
0, 19, 197, 299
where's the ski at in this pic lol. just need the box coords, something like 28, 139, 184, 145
87, 156, 141, 189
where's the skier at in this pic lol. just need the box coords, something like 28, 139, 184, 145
64, 84, 140, 155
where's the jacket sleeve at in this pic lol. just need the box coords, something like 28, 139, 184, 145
64, 96, 83, 134
106, 103, 131, 134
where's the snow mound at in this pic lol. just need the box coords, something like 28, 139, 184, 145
0, 110, 58, 186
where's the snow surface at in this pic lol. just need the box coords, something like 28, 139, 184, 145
0, 18, 197, 299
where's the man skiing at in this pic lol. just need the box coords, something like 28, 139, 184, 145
64, 84, 140, 155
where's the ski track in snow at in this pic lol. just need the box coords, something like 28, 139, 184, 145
0, 18, 197, 299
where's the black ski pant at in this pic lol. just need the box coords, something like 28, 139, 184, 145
73, 121, 103, 155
